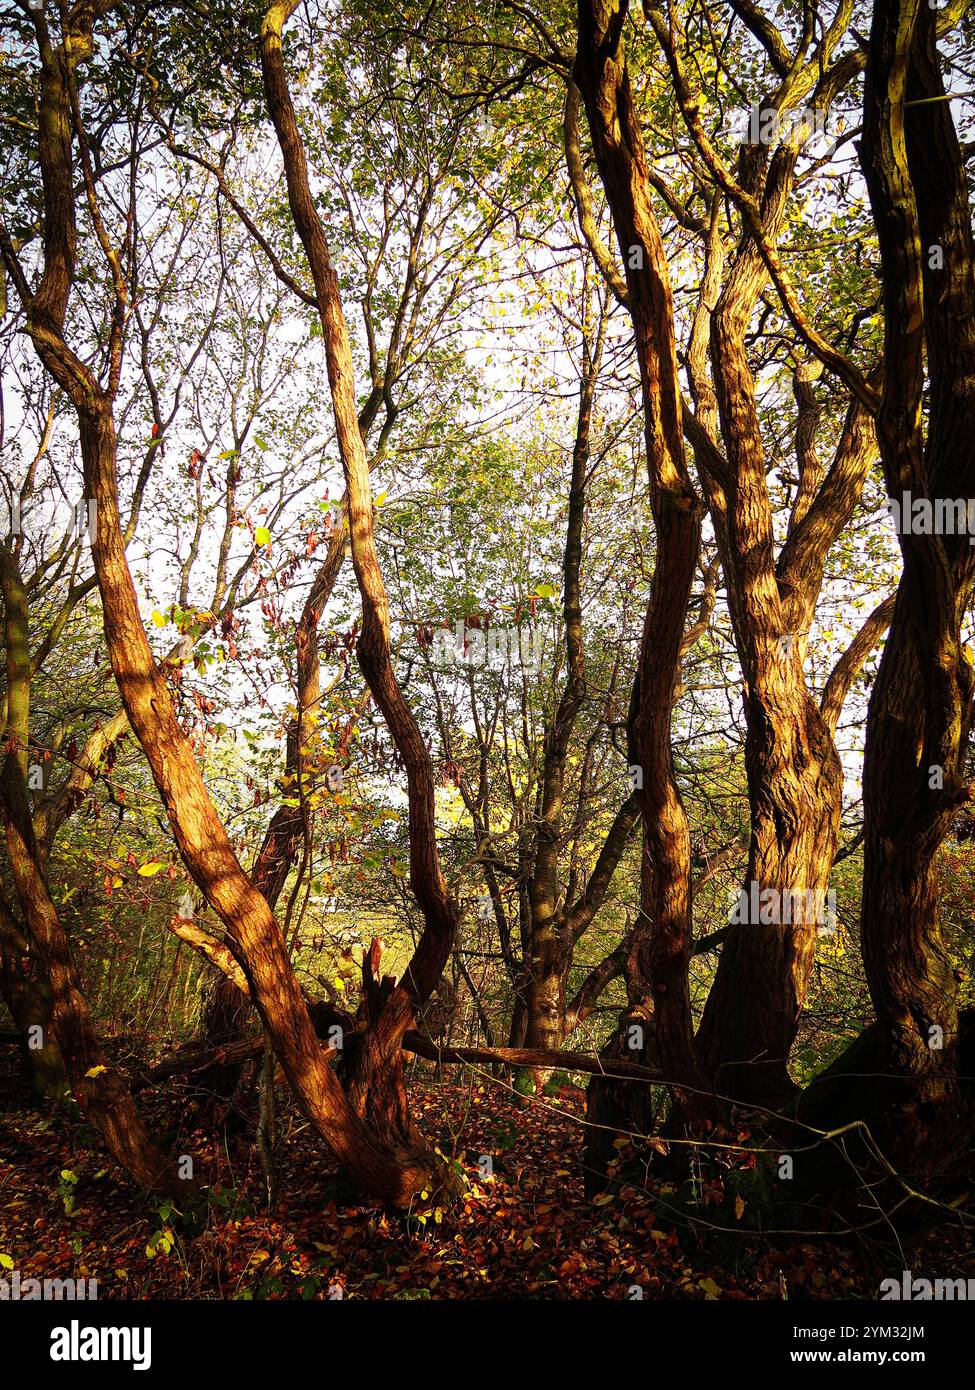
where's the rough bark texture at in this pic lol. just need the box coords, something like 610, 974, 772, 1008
574, 0, 710, 1115
644, 4, 868, 1106
852, 0, 975, 1172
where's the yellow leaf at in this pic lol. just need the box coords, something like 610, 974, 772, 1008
85, 1065, 107, 1078
699, 1277, 722, 1299
255, 526, 271, 547
137, 862, 165, 877
151, 610, 167, 628
734, 1195, 745, 1221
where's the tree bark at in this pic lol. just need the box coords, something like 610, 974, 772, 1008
853, 0, 975, 1170
0, 892, 68, 1099
574, 0, 711, 1117
259, 0, 459, 1157
525, 313, 603, 1068
4, 4, 442, 1207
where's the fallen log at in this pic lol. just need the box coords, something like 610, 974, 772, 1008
133, 1035, 267, 1090
402, 1036, 663, 1084
136, 1028, 664, 1091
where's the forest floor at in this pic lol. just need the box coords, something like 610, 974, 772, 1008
0, 1050, 969, 1301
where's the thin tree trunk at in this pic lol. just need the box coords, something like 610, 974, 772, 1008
1, 541, 175, 1186
575, 0, 711, 1117
259, 0, 459, 1157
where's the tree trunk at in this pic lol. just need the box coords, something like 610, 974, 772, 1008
2, 774, 183, 1191
5, 0, 451, 1203
1, 540, 173, 1184
574, 0, 711, 1119
258, 0, 460, 1176
0, 905, 68, 1100
847, 0, 975, 1174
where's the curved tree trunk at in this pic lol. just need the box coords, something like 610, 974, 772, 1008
259, 0, 459, 1166
6, 4, 443, 1207
574, 0, 712, 1122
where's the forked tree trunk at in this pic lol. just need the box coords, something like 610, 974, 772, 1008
639, 4, 888, 1110
688, 147, 846, 1106
340, 944, 426, 1152
83, 407, 447, 1202
6, 6, 444, 1206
